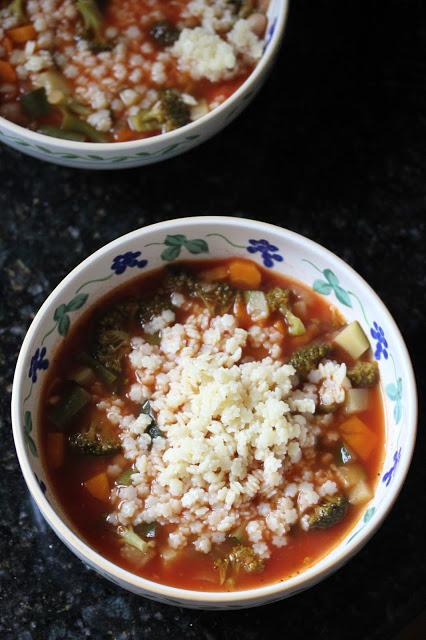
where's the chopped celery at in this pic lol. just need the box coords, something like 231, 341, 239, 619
48, 383, 91, 428
344, 388, 370, 415
116, 468, 133, 486
244, 290, 269, 321
284, 309, 306, 336
21, 88, 50, 119
119, 526, 153, 553
38, 126, 86, 142
78, 352, 117, 386
334, 321, 370, 359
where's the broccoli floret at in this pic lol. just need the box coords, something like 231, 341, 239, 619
69, 422, 121, 456
266, 287, 305, 336
119, 526, 155, 554
288, 342, 332, 377
150, 20, 180, 46
139, 294, 172, 325
131, 89, 190, 133
214, 544, 264, 585
347, 361, 379, 388
92, 301, 138, 373
162, 267, 235, 314
308, 495, 349, 529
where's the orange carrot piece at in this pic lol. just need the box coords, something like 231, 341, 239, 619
340, 415, 377, 461
228, 260, 261, 289
0, 60, 17, 83
84, 472, 110, 502
7, 24, 37, 44
2, 36, 13, 54
47, 432, 65, 470
200, 266, 228, 282
115, 128, 135, 142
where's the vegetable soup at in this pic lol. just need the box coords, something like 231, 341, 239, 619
40, 259, 384, 591
0, 0, 269, 142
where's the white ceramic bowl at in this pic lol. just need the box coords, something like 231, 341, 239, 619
0, 1, 288, 170
12, 216, 417, 609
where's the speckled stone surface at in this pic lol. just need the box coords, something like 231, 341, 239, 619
0, 1, 425, 638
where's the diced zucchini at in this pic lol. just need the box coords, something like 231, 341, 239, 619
345, 388, 370, 415
68, 365, 96, 387
348, 479, 373, 505
334, 321, 370, 359
78, 352, 117, 386
48, 383, 91, 428
21, 87, 50, 119
336, 462, 366, 489
284, 309, 306, 336
244, 290, 270, 321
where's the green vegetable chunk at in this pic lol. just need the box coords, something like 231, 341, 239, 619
7, 0, 25, 22
77, 0, 103, 39
347, 361, 379, 388
131, 89, 190, 133
141, 401, 165, 439
38, 126, 86, 142
288, 342, 332, 377
162, 267, 235, 315
150, 20, 180, 46
308, 495, 349, 529
266, 287, 306, 336
48, 383, 91, 428
214, 544, 264, 585
78, 352, 117, 386
21, 88, 50, 119
61, 108, 107, 142
135, 521, 158, 539
116, 468, 134, 486
119, 526, 153, 554
69, 422, 121, 456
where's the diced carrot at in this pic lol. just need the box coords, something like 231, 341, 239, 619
84, 472, 110, 502
115, 128, 135, 142
7, 24, 37, 44
200, 266, 228, 282
273, 319, 286, 335
0, 60, 17, 83
340, 415, 377, 461
228, 260, 261, 289
2, 36, 13, 55
47, 432, 64, 470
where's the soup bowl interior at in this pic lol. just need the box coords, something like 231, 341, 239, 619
0, 0, 288, 170
12, 216, 416, 608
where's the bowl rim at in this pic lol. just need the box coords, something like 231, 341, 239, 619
11, 216, 418, 604
0, 0, 289, 153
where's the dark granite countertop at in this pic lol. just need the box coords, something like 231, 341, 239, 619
1, 1, 425, 638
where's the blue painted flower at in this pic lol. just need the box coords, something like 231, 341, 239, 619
246, 239, 283, 268
111, 251, 148, 275
383, 448, 401, 486
370, 321, 388, 360
28, 347, 49, 383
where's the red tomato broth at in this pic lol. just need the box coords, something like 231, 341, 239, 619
39, 259, 385, 591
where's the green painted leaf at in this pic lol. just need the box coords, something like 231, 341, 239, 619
65, 293, 88, 311
313, 279, 332, 295
386, 383, 398, 401
323, 269, 339, 287
161, 245, 181, 261
58, 314, 70, 336
184, 239, 209, 254
164, 234, 187, 246
363, 506, 375, 523
334, 285, 352, 307
394, 402, 402, 424
53, 304, 67, 321
24, 410, 32, 434
26, 433, 37, 457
